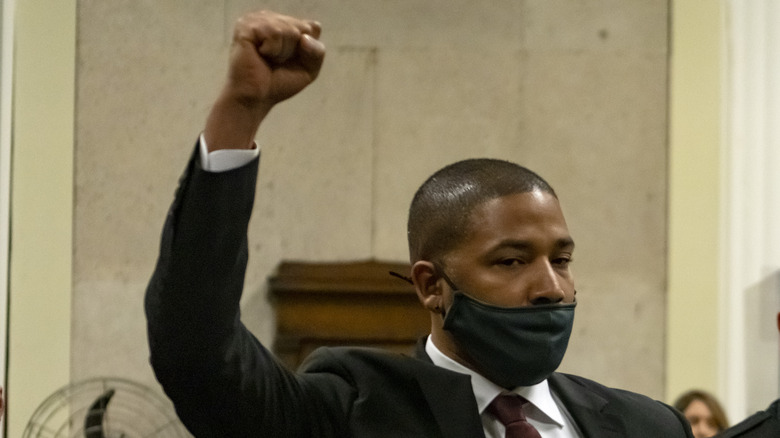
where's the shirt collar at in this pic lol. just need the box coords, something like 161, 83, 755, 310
425, 335, 566, 427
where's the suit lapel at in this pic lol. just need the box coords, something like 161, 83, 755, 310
413, 339, 486, 438
548, 373, 627, 438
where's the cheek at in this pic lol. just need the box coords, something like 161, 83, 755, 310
703, 421, 718, 433
689, 417, 718, 435
442, 289, 455, 310
561, 274, 576, 302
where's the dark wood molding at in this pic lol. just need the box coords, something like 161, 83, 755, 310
269, 260, 431, 369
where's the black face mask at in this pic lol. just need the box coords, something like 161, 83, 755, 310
439, 273, 576, 389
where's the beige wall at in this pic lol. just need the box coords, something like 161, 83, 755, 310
7, 0, 726, 433
73, 0, 670, 395
8, 1, 76, 436
666, 0, 723, 404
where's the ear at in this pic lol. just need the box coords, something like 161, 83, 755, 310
776, 312, 780, 334
411, 260, 444, 313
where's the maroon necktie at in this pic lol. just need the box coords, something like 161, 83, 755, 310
487, 395, 542, 438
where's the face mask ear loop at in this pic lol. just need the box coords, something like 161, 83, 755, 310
388, 271, 413, 285
432, 261, 462, 319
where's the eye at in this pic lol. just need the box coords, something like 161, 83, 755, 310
497, 258, 525, 266
552, 256, 573, 267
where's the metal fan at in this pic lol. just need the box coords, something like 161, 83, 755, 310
23, 377, 191, 438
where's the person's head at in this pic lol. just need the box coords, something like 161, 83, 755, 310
673, 390, 729, 438
408, 158, 559, 265
407, 158, 576, 380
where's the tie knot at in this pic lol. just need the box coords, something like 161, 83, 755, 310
487, 395, 529, 425
487, 395, 542, 438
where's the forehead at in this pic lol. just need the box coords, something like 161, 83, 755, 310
685, 399, 713, 416
457, 190, 572, 251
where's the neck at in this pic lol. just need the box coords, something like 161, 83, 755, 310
429, 324, 482, 374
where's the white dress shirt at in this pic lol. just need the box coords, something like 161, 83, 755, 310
425, 337, 583, 438
198, 134, 259, 172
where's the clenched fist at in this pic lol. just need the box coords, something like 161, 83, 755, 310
205, 10, 325, 151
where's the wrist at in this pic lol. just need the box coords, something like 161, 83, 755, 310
203, 91, 272, 152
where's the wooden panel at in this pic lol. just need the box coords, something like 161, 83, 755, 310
269, 260, 431, 369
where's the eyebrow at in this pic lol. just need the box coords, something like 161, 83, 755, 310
490, 237, 575, 252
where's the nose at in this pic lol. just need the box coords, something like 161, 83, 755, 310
527, 259, 566, 305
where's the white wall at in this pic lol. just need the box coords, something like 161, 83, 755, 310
721, 0, 780, 419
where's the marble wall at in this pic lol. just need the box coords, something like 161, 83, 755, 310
73, 0, 670, 399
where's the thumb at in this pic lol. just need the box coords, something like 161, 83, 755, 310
299, 34, 326, 79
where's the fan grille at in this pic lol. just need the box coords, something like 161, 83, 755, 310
23, 377, 191, 438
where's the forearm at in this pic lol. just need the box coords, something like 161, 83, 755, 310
145, 149, 343, 436
203, 88, 272, 152
145, 150, 266, 434
145, 147, 258, 368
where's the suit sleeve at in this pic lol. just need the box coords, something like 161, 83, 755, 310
664, 401, 695, 437
144, 144, 354, 437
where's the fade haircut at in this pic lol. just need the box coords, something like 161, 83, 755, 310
407, 158, 557, 263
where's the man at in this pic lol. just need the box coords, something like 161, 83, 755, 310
145, 9, 693, 437
715, 312, 780, 437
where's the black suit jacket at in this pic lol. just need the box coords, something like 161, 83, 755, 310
145, 146, 693, 437
716, 399, 780, 438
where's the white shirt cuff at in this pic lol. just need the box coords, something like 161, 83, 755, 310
198, 133, 260, 172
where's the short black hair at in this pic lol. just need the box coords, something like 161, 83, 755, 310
407, 158, 557, 263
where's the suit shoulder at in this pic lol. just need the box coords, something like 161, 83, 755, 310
550, 372, 691, 436
553, 372, 667, 405
299, 346, 432, 380
717, 399, 780, 437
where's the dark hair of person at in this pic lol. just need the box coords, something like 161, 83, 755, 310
673, 389, 729, 432
407, 158, 556, 263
